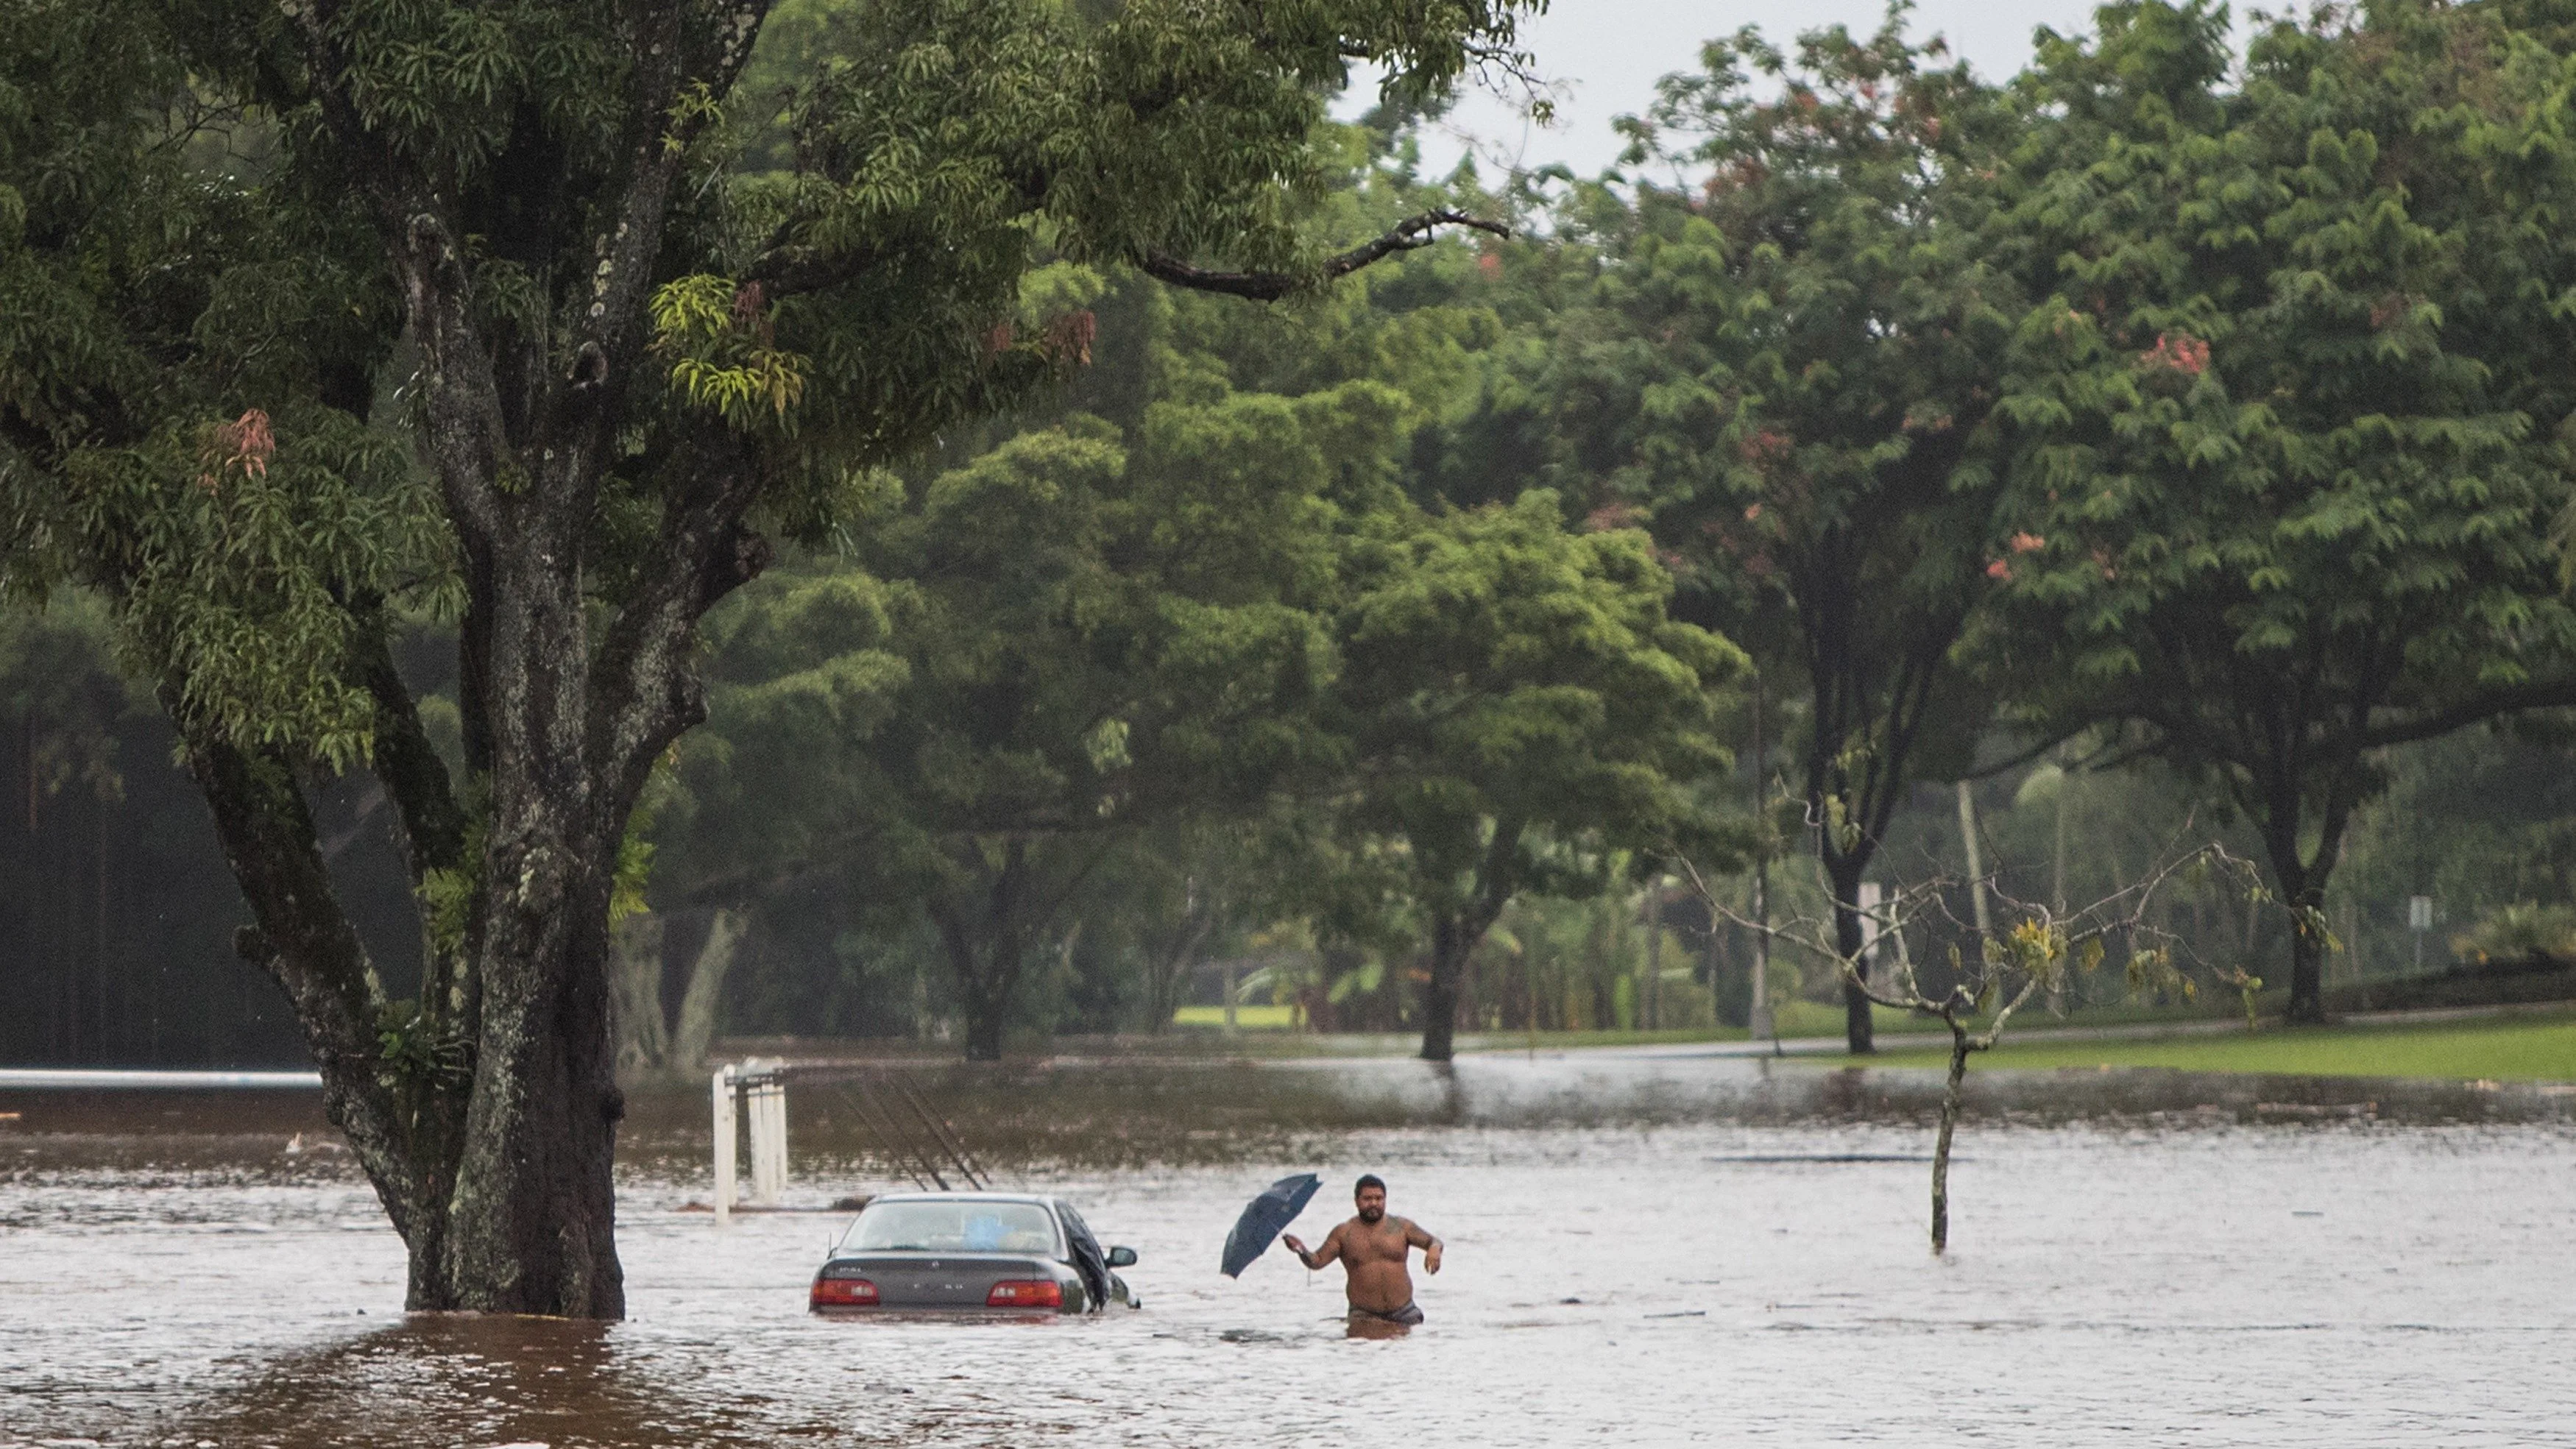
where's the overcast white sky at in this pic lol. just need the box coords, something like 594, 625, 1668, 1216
1371, 0, 2142, 179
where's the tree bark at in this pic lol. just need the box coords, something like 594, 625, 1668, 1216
616, 907, 749, 1081
611, 913, 670, 1081
1932, 1025, 1968, 1255
1141, 879, 1214, 1035
1827, 850, 1875, 1053
185, 705, 628, 1314
1419, 915, 1471, 1062
2253, 767, 2358, 1027
935, 907, 1022, 1063
1418, 818, 1524, 1061
2271, 842, 2330, 1026
668, 909, 747, 1072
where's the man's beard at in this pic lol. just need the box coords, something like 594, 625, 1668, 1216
1358, 1205, 1384, 1224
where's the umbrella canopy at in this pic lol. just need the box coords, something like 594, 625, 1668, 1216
1221, 1172, 1322, 1278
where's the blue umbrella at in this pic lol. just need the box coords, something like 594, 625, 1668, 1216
1221, 1172, 1321, 1278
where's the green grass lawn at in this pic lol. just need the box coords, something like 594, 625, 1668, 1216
1167, 1000, 1928, 1039
1858, 1010, 2576, 1083
1169, 1005, 1301, 1030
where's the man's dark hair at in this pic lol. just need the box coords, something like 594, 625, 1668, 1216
1355, 1173, 1386, 1197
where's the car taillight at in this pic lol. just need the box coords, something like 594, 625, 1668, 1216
986, 1279, 1061, 1308
810, 1276, 880, 1308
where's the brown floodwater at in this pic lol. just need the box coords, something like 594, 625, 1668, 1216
6, 1052, 2574, 1447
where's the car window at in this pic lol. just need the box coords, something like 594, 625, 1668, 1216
844, 1201, 1058, 1255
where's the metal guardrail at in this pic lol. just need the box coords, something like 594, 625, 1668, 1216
0, 1068, 323, 1090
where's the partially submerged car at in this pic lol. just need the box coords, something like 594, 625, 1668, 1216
809, 1191, 1142, 1315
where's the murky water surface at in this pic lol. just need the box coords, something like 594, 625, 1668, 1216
5, 1053, 2573, 1447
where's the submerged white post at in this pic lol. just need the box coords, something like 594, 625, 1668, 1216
749, 1072, 788, 1206
712, 1065, 737, 1225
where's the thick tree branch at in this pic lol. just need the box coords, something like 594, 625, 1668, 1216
1138, 210, 1511, 300
281, 1, 510, 546
745, 239, 891, 300
353, 614, 467, 885
180, 723, 425, 1237
586, 431, 772, 829
570, 1, 778, 387
2359, 676, 2576, 749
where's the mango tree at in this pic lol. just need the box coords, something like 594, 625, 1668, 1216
0, 0, 1534, 1313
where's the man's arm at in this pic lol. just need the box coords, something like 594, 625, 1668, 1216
1404, 1219, 1443, 1275
1281, 1225, 1342, 1270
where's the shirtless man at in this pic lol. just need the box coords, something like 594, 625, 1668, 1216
1281, 1174, 1442, 1325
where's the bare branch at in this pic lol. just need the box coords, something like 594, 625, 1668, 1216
178, 724, 429, 1239
1671, 828, 2275, 1036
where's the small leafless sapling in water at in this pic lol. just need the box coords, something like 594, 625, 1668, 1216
1680, 840, 2276, 1254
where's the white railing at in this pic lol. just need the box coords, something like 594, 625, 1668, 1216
712, 1060, 790, 1222
0, 1068, 322, 1089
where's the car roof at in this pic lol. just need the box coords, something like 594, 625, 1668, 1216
863, 1191, 1057, 1207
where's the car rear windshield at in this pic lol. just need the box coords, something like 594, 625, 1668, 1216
845, 1200, 1058, 1255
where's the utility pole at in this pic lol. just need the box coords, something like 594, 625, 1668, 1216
1643, 878, 1663, 1032
2049, 751, 2071, 1012
2050, 762, 2070, 920
1747, 671, 1775, 1047
1956, 780, 1992, 943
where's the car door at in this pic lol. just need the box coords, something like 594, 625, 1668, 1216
1055, 1202, 1113, 1310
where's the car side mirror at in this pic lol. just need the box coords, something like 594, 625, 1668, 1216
1106, 1246, 1138, 1269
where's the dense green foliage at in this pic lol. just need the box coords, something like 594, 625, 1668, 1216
1541, 17, 2014, 1049
0, 0, 1560, 1314
1981, 0, 2576, 1018
5, 0, 2576, 1155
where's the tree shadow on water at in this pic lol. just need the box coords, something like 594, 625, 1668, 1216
177, 1314, 838, 1449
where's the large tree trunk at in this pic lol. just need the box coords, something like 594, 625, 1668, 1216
932, 904, 1022, 1063
613, 907, 748, 1081
1825, 849, 1874, 1053
190, 723, 631, 1316
930, 842, 1033, 1062
1141, 882, 1215, 1035
149, 0, 782, 1322
959, 967, 1014, 1062
1419, 915, 1471, 1062
612, 913, 670, 1080
443, 901, 626, 1316
2253, 760, 2361, 1027
669, 908, 748, 1071
935, 917, 1019, 1062
2260, 834, 2334, 1027
1418, 820, 1524, 1062
183, 422, 761, 1319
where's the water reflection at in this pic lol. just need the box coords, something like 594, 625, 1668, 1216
183, 1317, 688, 1449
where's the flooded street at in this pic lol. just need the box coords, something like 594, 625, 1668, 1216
6, 1055, 2574, 1447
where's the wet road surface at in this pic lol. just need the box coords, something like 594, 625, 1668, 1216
5, 1054, 2573, 1447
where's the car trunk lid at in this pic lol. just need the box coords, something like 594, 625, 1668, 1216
832, 1255, 1051, 1307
